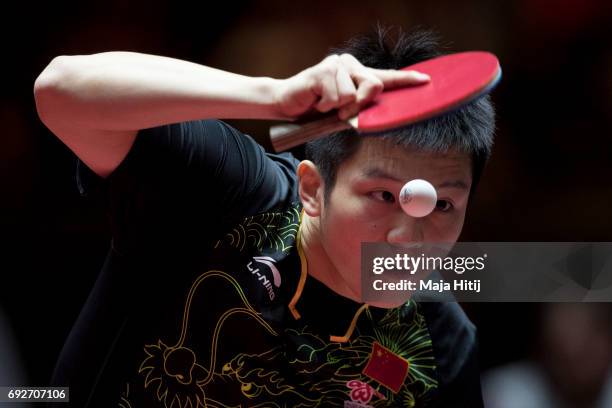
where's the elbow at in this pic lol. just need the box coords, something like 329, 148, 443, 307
34, 55, 76, 127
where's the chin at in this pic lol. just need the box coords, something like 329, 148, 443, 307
365, 299, 410, 309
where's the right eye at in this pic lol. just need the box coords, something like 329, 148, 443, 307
370, 191, 396, 204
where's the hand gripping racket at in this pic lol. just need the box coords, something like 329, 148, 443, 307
269, 51, 501, 152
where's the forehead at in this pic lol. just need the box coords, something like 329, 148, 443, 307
340, 138, 472, 182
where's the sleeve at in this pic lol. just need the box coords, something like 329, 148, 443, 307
419, 302, 485, 408
76, 119, 300, 255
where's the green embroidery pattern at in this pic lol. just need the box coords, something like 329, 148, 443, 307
215, 205, 301, 254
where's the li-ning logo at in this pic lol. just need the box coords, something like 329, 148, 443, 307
247, 256, 281, 301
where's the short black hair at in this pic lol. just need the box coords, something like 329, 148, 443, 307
304, 26, 496, 200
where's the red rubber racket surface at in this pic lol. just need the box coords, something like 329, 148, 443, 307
269, 51, 501, 151
356, 51, 500, 132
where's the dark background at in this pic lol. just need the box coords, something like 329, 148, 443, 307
1, 0, 611, 396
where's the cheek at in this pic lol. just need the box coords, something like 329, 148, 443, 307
324, 185, 399, 245
321, 215, 370, 257
427, 212, 466, 241
325, 188, 365, 225
326, 199, 388, 240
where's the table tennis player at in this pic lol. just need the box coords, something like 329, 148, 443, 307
34, 27, 495, 407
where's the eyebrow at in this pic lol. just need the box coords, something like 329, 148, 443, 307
362, 168, 402, 182
437, 180, 470, 190
361, 168, 470, 190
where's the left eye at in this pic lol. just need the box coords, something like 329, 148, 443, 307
371, 191, 396, 203
436, 200, 453, 212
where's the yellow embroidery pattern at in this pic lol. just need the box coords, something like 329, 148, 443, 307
135, 205, 438, 407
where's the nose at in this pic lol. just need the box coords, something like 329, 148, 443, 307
386, 212, 424, 246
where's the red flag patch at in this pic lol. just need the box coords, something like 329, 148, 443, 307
362, 341, 410, 394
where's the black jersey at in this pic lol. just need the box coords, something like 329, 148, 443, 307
51, 120, 483, 407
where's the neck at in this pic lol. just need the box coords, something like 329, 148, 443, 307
299, 212, 362, 303
299, 212, 410, 310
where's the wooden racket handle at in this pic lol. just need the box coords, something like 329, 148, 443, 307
269, 113, 353, 152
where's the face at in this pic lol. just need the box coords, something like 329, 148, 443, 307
317, 138, 472, 300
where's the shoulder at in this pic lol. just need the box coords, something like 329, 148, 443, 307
132, 119, 300, 183
76, 119, 302, 254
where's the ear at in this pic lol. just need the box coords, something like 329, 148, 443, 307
297, 160, 324, 217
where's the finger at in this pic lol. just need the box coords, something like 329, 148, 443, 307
309, 57, 342, 113
368, 68, 430, 89
313, 71, 340, 113
338, 102, 361, 121
355, 75, 384, 105
337, 69, 430, 120
338, 53, 384, 105
335, 64, 357, 107
337, 74, 381, 120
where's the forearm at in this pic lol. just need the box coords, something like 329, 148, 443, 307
34, 51, 284, 131
33, 50, 427, 178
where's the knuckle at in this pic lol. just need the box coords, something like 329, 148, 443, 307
324, 54, 341, 66
340, 53, 357, 63
321, 62, 337, 76
358, 80, 383, 101
366, 78, 384, 92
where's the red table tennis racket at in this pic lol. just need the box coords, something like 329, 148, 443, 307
269, 51, 501, 152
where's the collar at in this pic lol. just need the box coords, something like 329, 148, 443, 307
288, 209, 369, 343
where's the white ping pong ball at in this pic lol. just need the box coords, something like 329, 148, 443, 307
399, 179, 437, 217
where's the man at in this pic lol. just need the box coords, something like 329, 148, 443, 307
35, 28, 494, 407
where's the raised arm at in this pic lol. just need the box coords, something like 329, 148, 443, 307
34, 51, 428, 177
